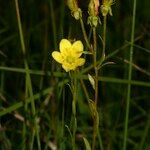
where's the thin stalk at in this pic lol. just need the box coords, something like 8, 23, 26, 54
80, 78, 104, 150
22, 123, 26, 150
93, 27, 98, 106
0, 62, 5, 92
22, 82, 28, 150
123, 0, 137, 149
49, 0, 57, 50
14, 0, 41, 149
139, 116, 150, 150
72, 72, 77, 150
80, 79, 90, 101
39, 8, 49, 90
102, 16, 107, 59
59, 0, 65, 39
98, 128, 104, 150
79, 18, 91, 50
81, 35, 144, 74
49, 1, 58, 144
92, 27, 98, 150
60, 88, 65, 150
30, 129, 35, 150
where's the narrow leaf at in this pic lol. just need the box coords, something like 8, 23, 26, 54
88, 74, 95, 90
83, 137, 91, 150
82, 51, 92, 55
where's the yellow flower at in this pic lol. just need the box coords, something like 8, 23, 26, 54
52, 39, 85, 72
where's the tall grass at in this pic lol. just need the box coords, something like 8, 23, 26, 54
123, 0, 137, 149
0, 0, 150, 150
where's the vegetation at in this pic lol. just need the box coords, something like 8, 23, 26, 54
0, 0, 150, 150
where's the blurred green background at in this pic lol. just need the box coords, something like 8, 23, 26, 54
0, 0, 150, 150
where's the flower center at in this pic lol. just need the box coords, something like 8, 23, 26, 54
66, 56, 75, 64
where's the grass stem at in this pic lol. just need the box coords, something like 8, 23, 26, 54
92, 27, 98, 150
102, 16, 107, 59
14, 0, 41, 149
123, 0, 137, 149
71, 72, 78, 150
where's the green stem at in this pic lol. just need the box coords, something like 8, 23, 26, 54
22, 82, 28, 150
14, 0, 41, 149
98, 128, 104, 150
72, 72, 77, 150
93, 27, 98, 106
39, 8, 48, 90
102, 16, 107, 59
80, 79, 90, 101
0, 62, 5, 92
81, 35, 144, 74
80, 76, 104, 150
79, 18, 91, 50
92, 27, 98, 150
139, 116, 150, 150
60, 87, 65, 150
49, 0, 57, 50
123, 0, 137, 149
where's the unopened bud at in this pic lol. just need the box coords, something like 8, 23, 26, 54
87, 16, 99, 27
67, 0, 82, 20
101, 0, 114, 16
88, 0, 100, 27
72, 8, 82, 20
88, 0, 100, 16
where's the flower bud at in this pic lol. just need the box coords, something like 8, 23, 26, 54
88, 0, 100, 16
72, 8, 82, 20
87, 16, 99, 27
88, 0, 100, 27
67, 0, 82, 20
101, 0, 114, 16
67, 0, 78, 12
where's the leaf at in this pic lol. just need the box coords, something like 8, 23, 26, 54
88, 74, 95, 90
82, 51, 92, 55
66, 83, 73, 94
83, 137, 91, 150
97, 61, 115, 70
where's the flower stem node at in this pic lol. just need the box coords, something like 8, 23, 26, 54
52, 39, 85, 72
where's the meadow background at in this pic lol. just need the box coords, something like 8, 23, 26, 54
0, 0, 150, 150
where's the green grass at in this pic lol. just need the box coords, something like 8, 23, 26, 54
0, 0, 150, 150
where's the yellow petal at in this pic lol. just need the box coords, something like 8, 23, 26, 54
62, 63, 70, 72
62, 62, 76, 72
52, 51, 63, 63
76, 58, 85, 66
72, 40, 83, 58
60, 39, 72, 56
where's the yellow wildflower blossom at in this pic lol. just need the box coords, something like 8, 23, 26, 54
52, 39, 85, 72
